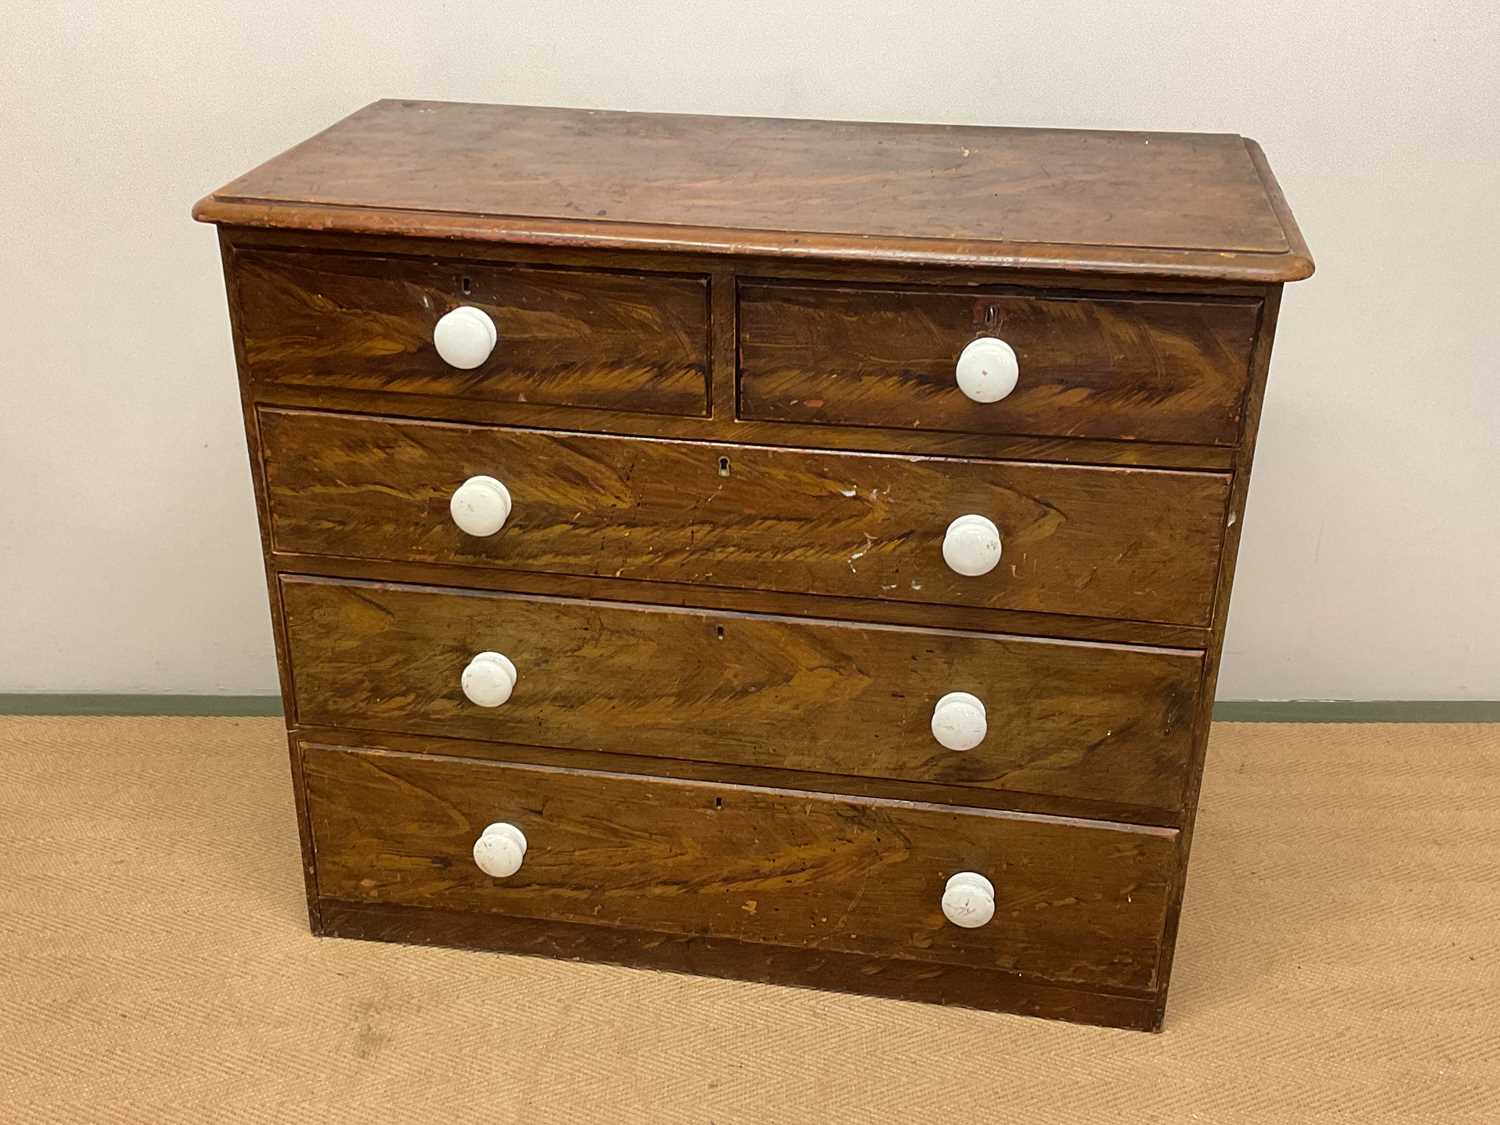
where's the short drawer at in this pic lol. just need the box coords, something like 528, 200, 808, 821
261, 409, 1230, 627
738, 282, 1259, 445
304, 743, 1178, 990
231, 250, 710, 416
283, 577, 1202, 811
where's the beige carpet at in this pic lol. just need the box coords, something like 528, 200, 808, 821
2, 717, 1496, 1123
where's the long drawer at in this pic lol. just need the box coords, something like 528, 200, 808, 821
282, 576, 1202, 811
231, 249, 711, 416
260, 409, 1231, 627
739, 281, 1260, 445
304, 743, 1178, 991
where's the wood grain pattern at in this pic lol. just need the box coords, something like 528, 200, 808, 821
1151, 286, 1286, 1028
296, 724, 1189, 826
195, 102, 1313, 1028
193, 100, 1313, 282
260, 409, 1231, 627
223, 227, 1246, 473
303, 743, 1179, 990
251, 377, 1238, 471
282, 577, 1203, 810
222, 224, 1281, 297
209, 230, 325, 931
739, 283, 1259, 446
231, 249, 710, 416
317, 898, 1162, 1028
268, 550, 1211, 650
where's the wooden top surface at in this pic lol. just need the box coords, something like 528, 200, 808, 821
195, 100, 1312, 282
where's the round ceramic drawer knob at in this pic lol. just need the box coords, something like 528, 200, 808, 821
942, 514, 1002, 577
461, 651, 517, 708
955, 337, 1019, 403
942, 871, 996, 928
450, 475, 512, 537
433, 305, 498, 369
473, 822, 527, 878
931, 691, 987, 751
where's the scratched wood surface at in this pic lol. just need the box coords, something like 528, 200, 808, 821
193, 100, 1313, 282
304, 743, 1178, 990
739, 283, 1260, 446
231, 249, 711, 416
260, 409, 1231, 627
193, 101, 1314, 1029
282, 577, 1203, 810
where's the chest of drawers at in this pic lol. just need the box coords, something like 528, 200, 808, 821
194, 100, 1311, 1030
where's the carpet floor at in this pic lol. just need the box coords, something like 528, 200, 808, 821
2, 717, 1496, 1123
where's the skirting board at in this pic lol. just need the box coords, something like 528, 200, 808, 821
0, 695, 1496, 722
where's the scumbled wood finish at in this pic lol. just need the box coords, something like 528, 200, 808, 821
282, 576, 1203, 811
304, 743, 1179, 991
739, 283, 1259, 446
260, 409, 1231, 627
195, 100, 1312, 1028
233, 249, 710, 416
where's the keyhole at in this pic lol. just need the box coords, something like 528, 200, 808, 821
715, 625, 725, 640
718, 456, 731, 477
461, 276, 473, 295
714, 797, 724, 810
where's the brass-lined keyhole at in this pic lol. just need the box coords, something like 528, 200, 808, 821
461, 276, 473, 295
718, 456, 731, 477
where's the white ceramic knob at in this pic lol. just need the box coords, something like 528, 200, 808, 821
450, 475, 512, 537
942, 514, 1002, 577
433, 306, 498, 369
942, 871, 996, 928
931, 691, 987, 751
461, 651, 517, 708
473, 822, 527, 878
955, 337, 1019, 403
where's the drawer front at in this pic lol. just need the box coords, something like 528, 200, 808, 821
304, 744, 1178, 990
232, 250, 710, 416
283, 577, 1201, 811
261, 409, 1230, 627
739, 282, 1259, 445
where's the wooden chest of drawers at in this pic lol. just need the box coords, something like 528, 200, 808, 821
195, 100, 1311, 1030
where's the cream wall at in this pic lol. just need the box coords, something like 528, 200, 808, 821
2, 2, 1496, 699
